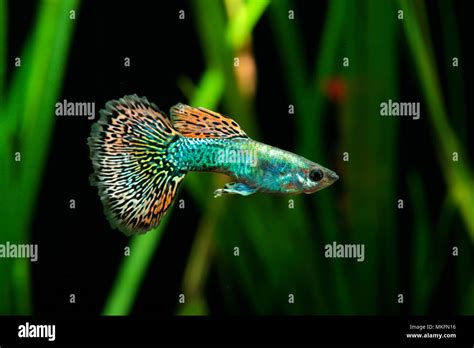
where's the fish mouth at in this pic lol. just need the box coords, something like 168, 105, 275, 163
328, 171, 339, 182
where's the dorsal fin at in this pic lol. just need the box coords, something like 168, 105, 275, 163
169, 103, 248, 139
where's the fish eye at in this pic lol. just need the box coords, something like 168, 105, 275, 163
309, 169, 324, 182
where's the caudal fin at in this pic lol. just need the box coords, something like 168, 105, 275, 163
88, 95, 185, 235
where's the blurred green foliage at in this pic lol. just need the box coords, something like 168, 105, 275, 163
1, 0, 472, 316
106, 0, 474, 315
0, 0, 78, 314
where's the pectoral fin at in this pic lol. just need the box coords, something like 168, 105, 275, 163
214, 182, 257, 198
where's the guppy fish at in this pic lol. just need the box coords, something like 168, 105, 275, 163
88, 95, 338, 235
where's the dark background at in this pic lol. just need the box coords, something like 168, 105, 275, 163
5, 0, 473, 316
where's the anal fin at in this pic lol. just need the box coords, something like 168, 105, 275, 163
214, 182, 257, 198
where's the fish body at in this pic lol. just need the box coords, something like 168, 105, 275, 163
173, 137, 337, 194
88, 95, 338, 235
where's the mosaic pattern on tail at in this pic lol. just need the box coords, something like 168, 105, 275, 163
87, 95, 185, 235
88, 95, 339, 235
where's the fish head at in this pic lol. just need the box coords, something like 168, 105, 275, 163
296, 160, 339, 194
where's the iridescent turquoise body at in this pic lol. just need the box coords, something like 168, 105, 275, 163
169, 136, 339, 195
